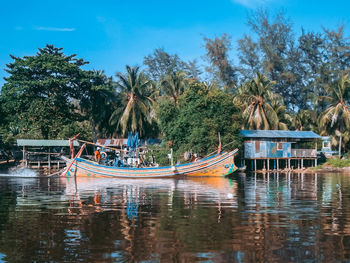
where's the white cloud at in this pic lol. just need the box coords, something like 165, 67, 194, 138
34, 27, 76, 32
232, 0, 272, 8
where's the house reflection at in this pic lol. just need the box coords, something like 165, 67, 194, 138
1, 173, 350, 262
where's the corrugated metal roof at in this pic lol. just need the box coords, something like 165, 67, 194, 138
240, 130, 321, 139
17, 139, 80, 147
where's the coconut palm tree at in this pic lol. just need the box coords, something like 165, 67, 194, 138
320, 74, 350, 157
291, 109, 318, 132
110, 66, 154, 137
270, 97, 292, 130
234, 72, 279, 130
160, 71, 187, 106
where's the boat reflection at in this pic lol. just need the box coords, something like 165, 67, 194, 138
1, 172, 349, 262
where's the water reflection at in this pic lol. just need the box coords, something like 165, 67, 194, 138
0, 172, 349, 262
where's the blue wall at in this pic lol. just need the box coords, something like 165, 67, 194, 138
244, 141, 291, 158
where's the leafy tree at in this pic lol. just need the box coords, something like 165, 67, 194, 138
143, 48, 187, 82
157, 82, 241, 157
1, 44, 88, 139
320, 74, 350, 156
184, 59, 202, 80
79, 70, 117, 142
237, 9, 307, 110
234, 72, 279, 130
110, 66, 154, 137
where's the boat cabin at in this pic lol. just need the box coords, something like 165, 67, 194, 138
240, 130, 321, 171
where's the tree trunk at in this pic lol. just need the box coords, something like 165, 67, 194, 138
92, 119, 97, 144
339, 133, 342, 158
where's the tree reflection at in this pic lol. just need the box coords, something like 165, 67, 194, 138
0, 174, 349, 261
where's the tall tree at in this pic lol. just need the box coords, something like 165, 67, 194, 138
234, 72, 279, 130
110, 66, 154, 137
143, 48, 187, 82
157, 82, 241, 155
1, 44, 88, 139
160, 71, 187, 106
204, 34, 237, 91
237, 9, 305, 110
320, 74, 350, 156
291, 109, 318, 132
79, 70, 117, 142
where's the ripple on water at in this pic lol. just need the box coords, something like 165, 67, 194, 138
0, 173, 349, 262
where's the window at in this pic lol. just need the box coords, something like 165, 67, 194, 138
277, 142, 283, 150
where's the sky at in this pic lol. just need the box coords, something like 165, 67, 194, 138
0, 0, 349, 87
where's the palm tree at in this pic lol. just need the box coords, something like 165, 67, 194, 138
320, 74, 350, 157
270, 97, 292, 130
110, 66, 154, 137
291, 109, 318, 131
160, 71, 187, 106
234, 72, 279, 130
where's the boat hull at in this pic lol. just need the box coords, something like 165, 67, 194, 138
63, 149, 238, 179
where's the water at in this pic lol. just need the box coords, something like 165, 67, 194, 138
0, 171, 350, 262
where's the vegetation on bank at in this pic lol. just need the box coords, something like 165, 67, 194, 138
0, 9, 350, 160
313, 158, 350, 170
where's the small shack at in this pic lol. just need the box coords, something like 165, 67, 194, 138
17, 139, 79, 172
240, 130, 321, 171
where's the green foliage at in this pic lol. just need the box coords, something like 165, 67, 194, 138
56, 121, 92, 141
143, 48, 188, 82
1, 44, 89, 139
144, 145, 171, 166
234, 72, 280, 130
326, 158, 350, 168
110, 66, 156, 137
203, 34, 237, 91
157, 82, 242, 157
79, 70, 117, 141
320, 74, 350, 154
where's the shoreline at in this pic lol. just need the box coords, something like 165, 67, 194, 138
246, 166, 350, 174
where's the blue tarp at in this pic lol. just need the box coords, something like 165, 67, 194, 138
127, 132, 139, 150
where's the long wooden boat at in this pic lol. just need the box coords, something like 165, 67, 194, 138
62, 149, 238, 178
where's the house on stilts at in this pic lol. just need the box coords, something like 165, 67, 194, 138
240, 130, 321, 171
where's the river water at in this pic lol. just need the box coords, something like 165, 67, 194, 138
0, 170, 349, 262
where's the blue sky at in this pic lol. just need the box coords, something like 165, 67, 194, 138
0, 0, 349, 86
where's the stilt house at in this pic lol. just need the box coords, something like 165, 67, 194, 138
240, 130, 321, 171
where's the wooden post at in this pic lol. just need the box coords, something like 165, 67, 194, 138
277, 159, 279, 170
301, 159, 304, 169
288, 159, 291, 169
48, 148, 51, 173
315, 158, 317, 167
267, 159, 270, 171
22, 146, 26, 167
263, 159, 266, 170
254, 159, 257, 171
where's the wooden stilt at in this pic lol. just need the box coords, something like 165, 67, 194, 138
267, 159, 270, 171
254, 159, 257, 171
277, 159, 279, 170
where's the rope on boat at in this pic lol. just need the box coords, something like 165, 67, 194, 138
202, 141, 237, 158
76, 139, 124, 152
46, 168, 66, 177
